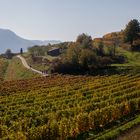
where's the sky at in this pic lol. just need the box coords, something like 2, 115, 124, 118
0, 0, 140, 41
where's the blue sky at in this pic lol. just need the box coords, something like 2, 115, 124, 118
0, 0, 140, 41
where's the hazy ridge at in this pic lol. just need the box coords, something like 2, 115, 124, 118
0, 28, 60, 53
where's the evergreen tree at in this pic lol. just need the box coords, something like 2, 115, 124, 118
20, 48, 23, 54
76, 33, 92, 49
5, 49, 13, 59
124, 19, 140, 47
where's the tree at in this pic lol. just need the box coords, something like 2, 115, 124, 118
97, 42, 104, 56
28, 45, 46, 56
112, 38, 119, 56
79, 49, 97, 70
124, 19, 140, 48
20, 48, 23, 55
51, 33, 112, 74
5, 49, 13, 59
107, 46, 114, 57
111, 32, 120, 56
76, 33, 92, 49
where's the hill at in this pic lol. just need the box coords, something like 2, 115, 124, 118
0, 28, 60, 53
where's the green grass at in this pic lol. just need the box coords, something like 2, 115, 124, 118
43, 55, 57, 61
31, 64, 49, 71
112, 47, 140, 66
4, 57, 40, 81
22, 53, 48, 71
26, 57, 49, 71
23, 53, 57, 71
0, 58, 9, 81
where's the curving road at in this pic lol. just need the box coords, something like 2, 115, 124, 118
17, 55, 48, 76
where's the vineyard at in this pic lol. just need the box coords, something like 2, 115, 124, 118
0, 74, 140, 139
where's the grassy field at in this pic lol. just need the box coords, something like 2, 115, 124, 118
113, 47, 140, 66
23, 54, 51, 71
0, 58, 9, 81
42, 55, 57, 61
4, 57, 40, 81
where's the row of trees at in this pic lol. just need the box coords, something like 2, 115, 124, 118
1, 48, 23, 59
95, 19, 140, 52
52, 19, 140, 73
28, 42, 70, 57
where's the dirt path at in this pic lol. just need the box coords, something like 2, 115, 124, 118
116, 125, 140, 140
17, 55, 48, 76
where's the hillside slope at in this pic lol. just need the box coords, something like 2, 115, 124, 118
0, 28, 61, 53
4, 57, 40, 81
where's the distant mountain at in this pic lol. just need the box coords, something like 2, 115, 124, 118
0, 29, 61, 54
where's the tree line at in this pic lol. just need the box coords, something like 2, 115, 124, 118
51, 19, 140, 73
2, 19, 139, 74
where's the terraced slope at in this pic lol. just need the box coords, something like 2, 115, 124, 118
0, 74, 140, 139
